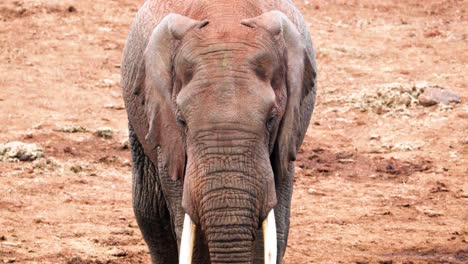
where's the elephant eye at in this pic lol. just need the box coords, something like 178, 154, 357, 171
183, 66, 194, 84
266, 114, 276, 131
178, 59, 195, 85
176, 111, 187, 127
254, 65, 269, 81
266, 106, 278, 131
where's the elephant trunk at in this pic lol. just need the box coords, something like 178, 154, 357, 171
201, 188, 257, 263
181, 128, 278, 263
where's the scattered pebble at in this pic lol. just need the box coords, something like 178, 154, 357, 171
307, 188, 326, 196
107, 248, 127, 257
33, 157, 60, 171
417, 206, 443, 217
94, 127, 113, 139
456, 189, 468, 198
70, 165, 83, 173
0, 142, 43, 162
67, 5, 77, 13
122, 159, 131, 167
98, 27, 112, 33
33, 123, 43, 129
338, 158, 355, 164
98, 155, 119, 164
55, 126, 89, 133
430, 181, 449, 193
103, 79, 116, 86
423, 28, 443, 38
120, 138, 130, 149
104, 104, 125, 110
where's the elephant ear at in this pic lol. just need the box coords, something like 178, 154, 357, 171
242, 11, 317, 183
122, 13, 208, 181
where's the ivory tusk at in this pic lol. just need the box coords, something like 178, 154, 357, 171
262, 209, 277, 264
179, 214, 196, 264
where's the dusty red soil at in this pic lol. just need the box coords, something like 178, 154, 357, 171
0, 0, 467, 263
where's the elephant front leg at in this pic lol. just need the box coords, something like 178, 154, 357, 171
130, 127, 178, 264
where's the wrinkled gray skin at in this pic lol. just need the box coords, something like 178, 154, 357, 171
121, 0, 317, 263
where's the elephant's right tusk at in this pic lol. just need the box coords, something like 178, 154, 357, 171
263, 209, 277, 264
179, 214, 196, 264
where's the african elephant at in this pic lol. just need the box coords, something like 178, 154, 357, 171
121, 0, 317, 263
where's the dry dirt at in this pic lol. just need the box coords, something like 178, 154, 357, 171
0, 0, 467, 263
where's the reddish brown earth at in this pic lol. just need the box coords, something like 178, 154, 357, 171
0, 0, 467, 263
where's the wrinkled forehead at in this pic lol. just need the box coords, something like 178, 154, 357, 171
177, 25, 282, 64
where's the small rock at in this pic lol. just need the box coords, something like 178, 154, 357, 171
355, 261, 369, 264
307, 188, 325, 196
103, 79, 115, 86
120, 138, 130, 149
423, 29, 442, 38
98, 27, 112, 33
338, 158, 355, 164
378, 261, 394, 264
70, 165, 83, 173
22, 132, 33, 139
33, 123, 43, 129
336, 152, 353, 159
3, 258, 16, 263
417, 206, 443, 217
430, 181, 449, 193
0, 142, 43, 161
63, 146, 73, 154
55, 126, 88, 133
33, 157, 60, 171
456, 189, 468, 198
461, 138, 468, 145
104, 104, 125, 110
98, 155, 119, 164
108, 248, 127, 257
67, 5, 77, 13
449, 151, 458, 160
418, 87, 460, 106
94, 127, 113, 139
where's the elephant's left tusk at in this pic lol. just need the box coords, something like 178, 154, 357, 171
263, 209, 277, 264
179, 214, 196, 264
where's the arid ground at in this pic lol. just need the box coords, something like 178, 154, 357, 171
0, 0, 467, 263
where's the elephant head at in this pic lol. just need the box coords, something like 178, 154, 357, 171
123, 10, 316, 264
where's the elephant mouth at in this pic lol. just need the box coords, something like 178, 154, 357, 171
179, 210, 277, 264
